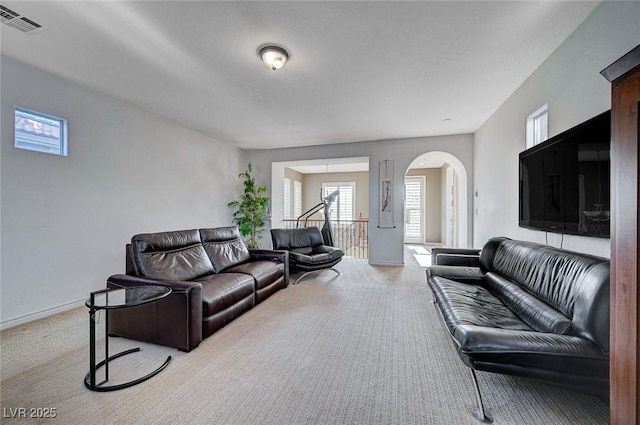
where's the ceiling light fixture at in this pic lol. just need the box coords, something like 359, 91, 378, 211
258, 45, 290, 71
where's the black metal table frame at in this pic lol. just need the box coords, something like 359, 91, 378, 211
84, 287, 172, 392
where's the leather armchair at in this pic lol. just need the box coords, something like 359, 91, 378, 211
270, 227, 344, 283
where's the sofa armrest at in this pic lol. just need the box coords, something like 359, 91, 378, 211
106, 274, 203, 352
249, 249, 288, 263
426, 265, 485, 284
456, 325, 607, 356
431, 248, 481, 267
108, 273, 200, 292
249, 249, 290, 287
454, 325, 609, 380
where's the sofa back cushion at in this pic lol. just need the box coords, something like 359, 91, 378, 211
479, 236, 510, 272
486, 238, 610, 351
271, 227, 323, 254
484, 272, 571, 334
200, 227, 250, 272
131, 229, 215, 281
270, 228, 290, 250
295, 227, 324, 249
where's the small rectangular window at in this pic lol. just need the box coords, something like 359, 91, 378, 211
526, 104, 548, 149
15, 107, 68, 156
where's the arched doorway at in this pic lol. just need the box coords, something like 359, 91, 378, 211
404, 151, 468, 248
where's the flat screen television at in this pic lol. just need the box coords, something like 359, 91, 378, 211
519, 110, 611, 238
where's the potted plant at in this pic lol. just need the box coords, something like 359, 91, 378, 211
227, 163, 270, 249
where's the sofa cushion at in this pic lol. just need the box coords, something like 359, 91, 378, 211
296, 245, 343, 261
200, 227, 251, 272
226, 260, 284, 290
290, 246, 343, 265
271, 227, 324, 250
489, 239, 610, 348
428, 275, 533, 335
133, 229, 201, 252
200, 226, 243, 243
203, 238, 251, 272
131, 229, 215, 281
270, 228, 292, 250
291, 227, 324, 248
491, 240, 603, 317
290, 246, 312, 255
197, 273, 255, 317
484, 272, 571, 334
478, 236, 510, 272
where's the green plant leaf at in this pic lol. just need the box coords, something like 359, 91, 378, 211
228, 162, 270, 248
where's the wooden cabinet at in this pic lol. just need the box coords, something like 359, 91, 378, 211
602, 45, 640, 425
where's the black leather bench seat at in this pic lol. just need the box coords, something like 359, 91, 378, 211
429, 276, 534, 334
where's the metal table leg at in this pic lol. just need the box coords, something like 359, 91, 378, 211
85, 289, 171, 392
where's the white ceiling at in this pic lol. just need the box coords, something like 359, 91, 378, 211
0, 1, 599, 150
408, 155, 447, 170
283, 157, 370, 174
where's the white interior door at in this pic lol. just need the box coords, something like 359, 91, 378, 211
404, 176, 425, 244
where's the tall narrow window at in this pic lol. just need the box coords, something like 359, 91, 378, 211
322, 182, 355, 221
14, 107, 68, 156
283, 178, 291, 219
526, 104, 548, 148
404, 176, 424, 243
293, 180, 302, 219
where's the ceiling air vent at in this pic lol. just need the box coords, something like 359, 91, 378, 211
0, 5, 47, 34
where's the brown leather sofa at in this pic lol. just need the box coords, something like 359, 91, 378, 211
106, 226, 288, 351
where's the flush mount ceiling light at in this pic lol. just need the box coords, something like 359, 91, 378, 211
258, 45, 290, 71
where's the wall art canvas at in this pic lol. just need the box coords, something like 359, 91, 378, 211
379, 159, 394, 228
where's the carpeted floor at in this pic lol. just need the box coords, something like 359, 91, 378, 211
0, 253, 608, 424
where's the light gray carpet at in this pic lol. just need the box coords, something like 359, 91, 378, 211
0, 256, 608, 424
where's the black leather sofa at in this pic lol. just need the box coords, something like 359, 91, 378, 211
426, 237, 609, 420
106, 226, 288, 352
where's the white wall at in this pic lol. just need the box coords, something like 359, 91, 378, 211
0, 56, 244, 327
473, 1, 640, 258
247, 135, 473, 266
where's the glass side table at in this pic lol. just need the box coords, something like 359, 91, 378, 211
84, 286, 172, 392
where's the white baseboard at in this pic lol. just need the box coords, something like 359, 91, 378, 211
368, 260, 404, 267
0, 299, 85, 331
